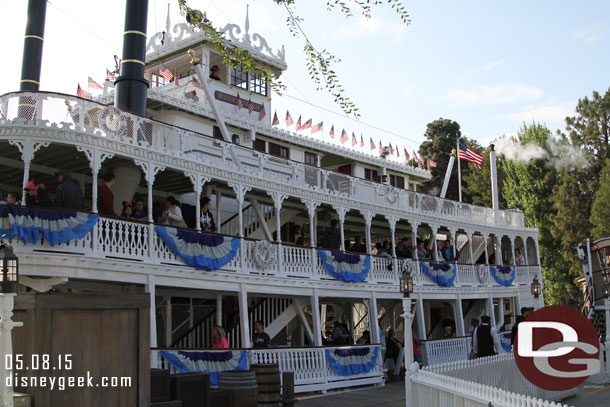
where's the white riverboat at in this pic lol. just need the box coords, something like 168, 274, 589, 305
0, 5, 543, 405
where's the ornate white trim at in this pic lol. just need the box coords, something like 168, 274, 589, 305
253, 240, 277, 270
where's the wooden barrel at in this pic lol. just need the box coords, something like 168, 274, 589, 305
251, 363, 281, 407
219, 370, 258, 407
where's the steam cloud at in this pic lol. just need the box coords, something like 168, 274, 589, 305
494, 136, 588, 169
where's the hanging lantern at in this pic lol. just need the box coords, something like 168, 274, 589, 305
401, 272, 414, 298
0, 241, 19, 294
603, 272, 609, 298
531, 275, 541, 299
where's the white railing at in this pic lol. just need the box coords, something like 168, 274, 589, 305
227, 297, 293, 348
421, 337, 472, 366
411, 368, 571, 407
12, 211, 542, 289
423, 353, 578, 402
153, 345, 383, 393
0, 91, 529, 230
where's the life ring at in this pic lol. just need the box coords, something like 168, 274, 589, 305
477, 264, 488, 283
253, 240, 276, 270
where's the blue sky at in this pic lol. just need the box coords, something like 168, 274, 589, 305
1, 0, 608, 154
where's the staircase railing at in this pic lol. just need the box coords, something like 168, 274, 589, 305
227, 297, 293, 347
171, 308, 219, 348
220, 203, 275, 237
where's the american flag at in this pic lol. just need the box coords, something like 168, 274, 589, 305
159, 65, 174, 82
258, 105, 266, 121
285, 111, 294, 126
272, 112, 279, 126
329, 125, 335, 139
248, 99, 254, 115
174, 75, 180, 86
427, 158, 437, 168
360, 135, 364, 148
404, 148, 410, 160
236, 94, 243, 110
351, 132, 357, 147
295, 115, 302, 131
77, 83, 91, 100
370, 137, 376, 150
396, 147, 400, 157
311, 121, 323, 134
389, 143, 394, 155
418, 154, 425, 163
88, 76, 102, 90
191, 78, 202, 89
458, 141, 483, 169
301, 119, 312, 131
340, 129, 348, 144
106, 69, 116, 81
412, 151, 419, 162
379, 140, 383, 155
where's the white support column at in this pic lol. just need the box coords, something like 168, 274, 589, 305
431, 225, 439, 262
455, 294, 465, 337
335, 206, 348, 251
269, 192, 288, 243
410, 221, 420, 260
216, 190, 222, 227
165, 297, 172, 347
402, 298, 416, 407
229, 183, 251, 238
9, 140, 49, 206
0, 294, 23, 406
487, 296, 496, 328
369, 292, 380, 344
238, 284, 251, 348
75, 147, 114, 214
496, 298, 505, 331
416, 296, 426, 340
509, 236, 516, 266
134, 160, 165, 223
303, 199, 320, 247
145, 275, 157, 367
483, 233, 490, 265
521, 237, 530, 266
361, 211, 374, 254
310, 289, 323, 346
386, 215, 398, 273
216, 294, 223, 327
467, 230, 475, 264
449, 228, 458, 260
185, 173, 210, 232
495, 235, 503, 265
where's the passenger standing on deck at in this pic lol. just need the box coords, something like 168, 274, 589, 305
132, 198, 148, 222
6, 192, 20, 205
97, 173, 117, 216
200, 197, 216, 232
252, 320, 271, 348
24, 180, 51, 208
54, 168, 83, 210
473, 315, 500, 358
323, 219, 341, 250
161, 196, 187, 228
514, 248, 524, 266
212, 326, 230, 348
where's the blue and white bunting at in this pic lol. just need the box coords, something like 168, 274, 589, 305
489, 265, 515, 286
499, 332, 512, 353
317, 250, 371, 282
0, 206, 98, 246
159, 350, 248, 386
419, 262, 456, 287
155, 226, 240, 271
325, 347, 379, 376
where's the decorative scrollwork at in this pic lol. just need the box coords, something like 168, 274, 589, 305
253, 240, 276, 270
99, 106, 127, 134
477, 264, 488, 283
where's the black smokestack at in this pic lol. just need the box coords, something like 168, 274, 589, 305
115, 0, 149, 116
19, 0, 47, 91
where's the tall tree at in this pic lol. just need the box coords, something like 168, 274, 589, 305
418, 118, 481, 201
590, 159, 610, 240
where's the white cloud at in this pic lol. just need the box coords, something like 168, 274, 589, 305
504, 102, 574, 124
574, 23, 606, 44
482, 60, 504, 71
403, 86, 412, 96
447, 84, 543, 104
325, 15, 405, 41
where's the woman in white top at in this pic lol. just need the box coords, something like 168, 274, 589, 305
162, 196, 187, 228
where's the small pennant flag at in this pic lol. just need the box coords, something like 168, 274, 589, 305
351, 132, 357, 147
88, 76, 102, 90
77, 83, 92, 100
389, 143, 394, 155
427, 158, 437, 168
174, 75, 180, 86
236, 93, 243, 110
272, 111, 279, 126
418, 154, 425, 163
312, 121, 323, 134
191, 78, 202, 89
396, 147, 400, 157
404, 148, 410, 160
379, 140, 384, 155
340, 129, 348, 144
106, 69, 116, 81
248, 99, 254, 114
329, 125, 335, 139
258, 105, 266, 121
285, 111, 294, 126
370, 137, 376, 150
159, 65, 174, 82
295, 115, 302, 131
413, 150, 419, 162
360, 135, 364, 148
301, 118, 312, 131
143, 70, 148, 78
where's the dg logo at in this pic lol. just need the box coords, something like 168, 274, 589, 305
514, 305, 600, 391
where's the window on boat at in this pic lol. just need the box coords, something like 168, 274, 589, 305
229, 67, 268, 96
268, 142, 289, 159
253, 139, 266, 153
304, 152, 318, 166
230, 66, 248, 90
389, 174, 405, 189
249, 72, 268, 96
337, 165, 352, 176
213, 126, 223, 140
232, 134, 241, 145
364, 168, 379, 182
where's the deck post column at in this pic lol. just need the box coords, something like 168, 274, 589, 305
416, 296, 426, 340
185, 173, 209, 232
522, 237, 530, 266
361, 211, 374, 254
238, 284, 251, 348
455, 294, 465, 337
145, 275, 157, 367
216, 190, 222, 228
334, 206, 348, 251
487, 296, 496, 327
10, 137, 48, 207
230, 183, 251, 272
483, 233, 490, 266
385, 215, 398, 261
431, 224, 439, 262
216, 294, 222, 327
311, 289, 322, 346
135, 160, 164, 261
164, 297, 172, 347
369, 292, 380, 345
449, 227, 457, 260
409, 220, 420, 260
467, 230, 475, 265
270, 192, 287, 274
509, 236, 516, 266
401, 298, 416, 407
304, 200, 320, 278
